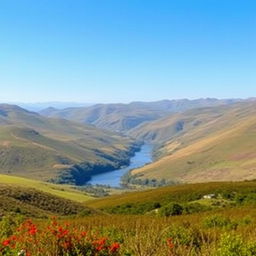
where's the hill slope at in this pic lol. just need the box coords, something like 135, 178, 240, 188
0, 104, 137, 184
86, 180, 256, 213
0, 183, 95, 217
130, 101, 256, 183
0, 174, 92, 202
40, 99, 239, 133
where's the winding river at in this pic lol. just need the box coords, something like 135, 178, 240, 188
87, 144, 153, 187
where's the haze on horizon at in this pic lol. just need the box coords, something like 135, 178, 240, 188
0, 0, 255, 103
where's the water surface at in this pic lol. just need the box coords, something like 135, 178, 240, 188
87, 144, 153, 187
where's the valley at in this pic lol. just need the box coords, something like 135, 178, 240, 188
87, 144, 153, 187
1, 1, 255, 254
1, 100, 256, 188
0, 104, 139, 185
1, 99, 256, 256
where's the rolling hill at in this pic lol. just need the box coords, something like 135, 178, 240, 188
0, 104, 137, 184
0, 183, 95, 217
0, 174, 92, 202
130, 101, 256, 183
40, 98, 240, 133
86, 180, 256, 214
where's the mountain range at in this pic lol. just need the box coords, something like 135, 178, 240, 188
39, 98, 242, 133
0, 98, 256, 187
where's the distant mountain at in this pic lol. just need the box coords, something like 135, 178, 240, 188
14, 102, 94, 112
40, 98, 242, 133
0, 104, 136, 185
130, 101, 256, 184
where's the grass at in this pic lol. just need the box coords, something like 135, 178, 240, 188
2, 181, 256, 254
0, 184, 95, 217
85, 180, 256, 213
2, 206, 256, 255
0, 174, 92, 202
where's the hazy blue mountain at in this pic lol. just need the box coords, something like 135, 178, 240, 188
40, 98, 243, 133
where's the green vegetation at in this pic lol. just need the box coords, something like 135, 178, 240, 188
0, 104, 137, 184
1, 181, 256, 254
0, 174, 92, 202
121, 171, 174, 187
0, 184, 95, 217
2, 101, 256, 255
85, 181, 256, 216
2, 207, 256, 255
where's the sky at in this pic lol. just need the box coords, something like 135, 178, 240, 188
0, 0, 255, 103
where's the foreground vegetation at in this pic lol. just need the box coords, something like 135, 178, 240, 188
2, 207, 256, 255
1, 181, 256, 255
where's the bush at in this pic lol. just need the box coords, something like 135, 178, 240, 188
106, 202, 161, 214
216, 233, 256, 256
183, 202, 210, 214
0, 218, 121, 256
203, 215, 237, 230
166, 225, 194, 246
0, 215, 24, 238
159, 203, 183, 216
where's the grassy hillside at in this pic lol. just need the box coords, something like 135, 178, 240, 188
40, 99, 239, 133
130, 101, 256, 183
0, 174, 92, 202
3, 181, 256, 255
86, 180, 256, 211
0, 104, 136, 184
3, 180, 256, 255
0, 184, 95, 217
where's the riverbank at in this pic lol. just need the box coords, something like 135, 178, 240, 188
86, 144, 153, 187
50, 142, 141, 185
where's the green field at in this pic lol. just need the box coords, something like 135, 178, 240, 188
2, 181, 256, 255
0, 174, 92, 202
85, 180, 256, 212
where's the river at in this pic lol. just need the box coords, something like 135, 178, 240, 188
87, 144, 153, 187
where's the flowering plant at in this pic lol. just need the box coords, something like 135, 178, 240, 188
0, 218, 120, 256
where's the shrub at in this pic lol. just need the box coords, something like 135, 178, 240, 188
216, 233, 256, 256
0, 215, 24, 238
183, 202, 210, 214
203, 215, 237, 230
0, 218, 121, 256
159, 203, 183, 216
106, 202, 161, 215
166, 225, 194, 246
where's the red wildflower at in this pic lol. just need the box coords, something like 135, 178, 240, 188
93, 238, 107, 251
2, 239, 11, 247
62, 240, 72, 250
80, 231, 87, 237
28, 225, 37, 235
167, 238, 174, 249
110, 242, 120, 253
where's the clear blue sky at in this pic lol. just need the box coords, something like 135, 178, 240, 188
0, 0, 255, 103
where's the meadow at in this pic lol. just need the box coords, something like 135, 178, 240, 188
2, 207, 256, 255
2, 181, 256, 255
